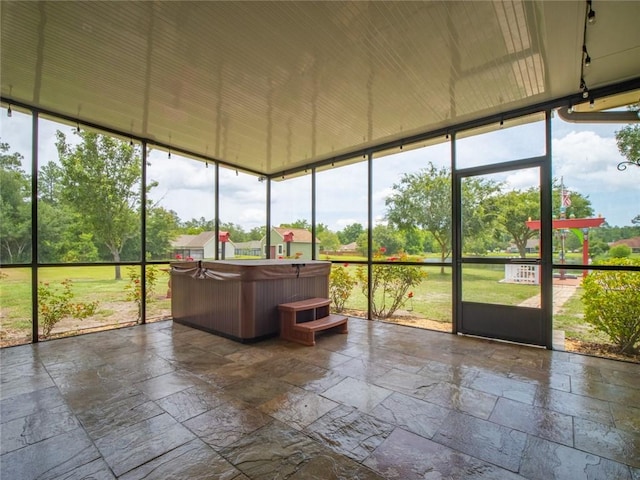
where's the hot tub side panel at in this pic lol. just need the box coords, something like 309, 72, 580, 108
171, 271, 242, 339
171, 260, 330, 341
241, 275, 330, 338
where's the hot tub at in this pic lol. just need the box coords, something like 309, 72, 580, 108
170, 259, 331, 342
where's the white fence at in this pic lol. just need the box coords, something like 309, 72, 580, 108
504, 264, 539, 285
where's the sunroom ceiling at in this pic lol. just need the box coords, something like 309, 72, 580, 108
2, 1, 639, 176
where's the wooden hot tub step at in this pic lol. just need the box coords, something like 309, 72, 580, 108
278, 298, 348, 346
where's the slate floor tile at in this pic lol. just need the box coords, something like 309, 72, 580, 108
119, 438, 244, 480
432, 410, 528, 472
0, 427, 109, 480
520, 435, 633, 480
322, 377, 392, 413
94, 412, 196, 477
369, 391, 450, 439
363, 428, 524, 479
183, 398, 272, 449
489, 396, 574, 446
1, 318, 638, 479
305, 405, 395, 462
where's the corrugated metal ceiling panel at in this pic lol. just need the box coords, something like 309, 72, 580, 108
2, 1, 638, 175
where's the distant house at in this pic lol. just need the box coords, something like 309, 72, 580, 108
262, 227, 320, 259
171, 231, 235, 260
233, 240, 262, 257
339, 242, 359, 253
507, 238, 539, 255
610, 236, 640, 253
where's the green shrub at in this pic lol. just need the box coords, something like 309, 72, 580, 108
356, 250, 427, 319
582, 258, 640, 355
125, 265, 160, 322
609, 244, 632, 258
329, 264, 356, 313
38, 279, 99, 338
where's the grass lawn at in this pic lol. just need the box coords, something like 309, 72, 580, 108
1, 265, 171, 346
336, 264, 537, 323
1, 260, 631, 357
553, 286, 609, 344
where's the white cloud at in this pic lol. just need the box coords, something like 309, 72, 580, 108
503, 168, 539, 191
552, 130, 635, 193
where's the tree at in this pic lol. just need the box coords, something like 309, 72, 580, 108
0, 142, 31, 263
318, 229, 340, 252
315, 223, 330, 234
386, 162, 499, 272
551, 181, 594, 219
492, 188, 539, 258
615, 112, 640, 219
181, 217, 214, 234
355, 224, 404, 256
37, 160, 101, 263
279, 219, 310, 229
386, 164, 450, 270
38, 162, 63, 204
146, 207, 180, 260
615, 118, 639, 170
402, 228, 428, 255
460, 175, 502, 255
219, 222, 249, 243
56, 131, 142, 279
338, 223, 364, 245
38, 202, 99, 263
248, 226, 266, 241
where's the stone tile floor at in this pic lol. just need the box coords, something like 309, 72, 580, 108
1, 318, 638, 479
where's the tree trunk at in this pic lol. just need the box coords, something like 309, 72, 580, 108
112, 250, 122, 280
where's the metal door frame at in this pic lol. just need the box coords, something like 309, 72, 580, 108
453, 152, 553, 348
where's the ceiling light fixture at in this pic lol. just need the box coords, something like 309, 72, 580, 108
590, 97, 595, 109
582, 45, 591, 67
7, 104, 12, 117
580, 78, 589, 98
587, 0, 596, 24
